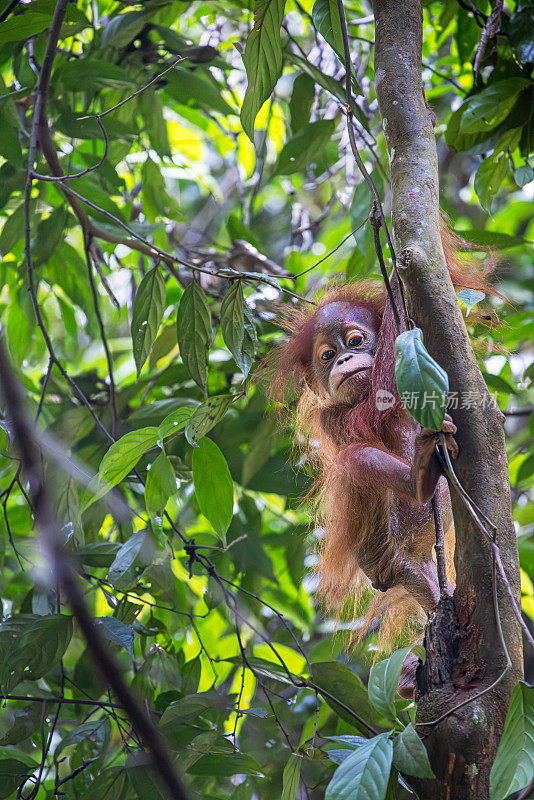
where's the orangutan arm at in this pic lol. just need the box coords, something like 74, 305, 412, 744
344, 415, 458, 505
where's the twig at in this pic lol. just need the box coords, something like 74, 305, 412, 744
0, 693, 124, 708
369, 204, 402, 333
335, 0, 409, 326
78, 56, 185, 120
32, 117, 109, 182
84, 243, 118, 433
431, 490, 449, 596
473, 0, 503, 74
335, 0, 396, 264
0, 335, 190, 800
290, 222, 367, 279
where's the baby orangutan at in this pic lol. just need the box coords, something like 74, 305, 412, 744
271, 281, 458, 696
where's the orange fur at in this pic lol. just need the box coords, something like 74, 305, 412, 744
268, 229, 494, 655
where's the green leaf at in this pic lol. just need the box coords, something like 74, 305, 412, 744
289, 73, 315, 133
392, 723, 435, 779
0, 201, 25, 255
474, 153, 509, 214
139, 90, 171, 157
368, 645, 425, 723
108, 531, 151, 591
158, 407, 195, 440
100, 9, 150, 49
145, 451, 177, 519
325, 733, 393, 800
185, 394, 236, 446
94, 617, 135, 658
482, 372, 519, 396
241, 0, 287, 140
459, 79, 530, 135
165, 67, 236, 116
517, 453, 534, 484
509, 7, 534, 64
127, 753, 167, 800
86, 428, 159, 508
57, 59, 135, 91
490, 682, 534, 800
311, 662, 376, 732
176, 281, 212, 392
514, 165, 534, 188
221, 281, 253, 377
275, 119, 336, 174
0, 751, 38, 800
457, 288, 485, 317
0, 13, 51, 44
282, 753, 302, 800
0, 614, 73, 693
192, 437, 234, 540
394, 329, 449, 431
76, 542, 122, 568
455, 229, 526, 250
287, 52, 346, 104
312, 0, 343, 58
131, 267, 166, 379
56, 718, 110, 758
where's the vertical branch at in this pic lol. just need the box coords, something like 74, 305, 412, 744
372, 1, 522, 796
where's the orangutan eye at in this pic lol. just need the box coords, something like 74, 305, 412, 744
320, 349, 336, 361
347, 334, 363, 347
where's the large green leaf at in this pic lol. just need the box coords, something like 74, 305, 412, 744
312, 0, 343, 57
311, 662, 376, 732
56, 59, 135, 91
241, 0, 287, 140
289, 73, 315, 132
192, 437, 234, 540
165, 67, 236, 116
145, 451, 177, 519
325, 733, 393, 800
185, 394, 236, 446
394, 329, 449, 431
220, 281, 245, 373
107, 530, 151, 591
86, 428, 159, 507
0, 615, 73, 693
0, 751, 38, 800
131, 267, 166, 379
490, 682, 534, 800
158, 407, 195, 440
474, 153, 509, 214
287, 52, 346, 104
368, 645, 425, 723
99, 9, 150, 49
459, 79, 531, 135
0, 13, 51, 43
176, 281, 212, 392
281, 753, 302, 800
275, 119, 335, 174
392, 723, 435, 779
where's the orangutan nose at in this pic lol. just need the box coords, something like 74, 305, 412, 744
337, 352, 354, 365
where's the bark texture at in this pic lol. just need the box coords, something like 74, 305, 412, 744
372, 2, 523, 797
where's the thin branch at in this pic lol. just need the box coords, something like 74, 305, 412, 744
78, 56, 185, 120
431, 490, 449, 596
0, 693, 124, 709
84, 243, 118, 433
0, 335, 190, 800
473, 0, 503, 74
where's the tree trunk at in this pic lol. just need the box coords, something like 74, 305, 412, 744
371, 1, 523, 797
